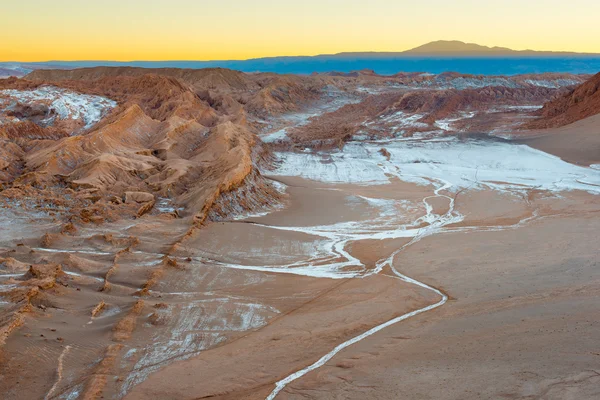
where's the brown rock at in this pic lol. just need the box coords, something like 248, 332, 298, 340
527, 72, 600, 128
125, 191, 155, 204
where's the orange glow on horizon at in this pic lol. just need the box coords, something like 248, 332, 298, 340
2, 0, 600, 62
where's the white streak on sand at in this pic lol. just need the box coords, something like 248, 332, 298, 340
262, 136, 600, 399
266, 279, 447, 400
32, 247, 113, 256
45, 345, 71, 400
121, 298, 280, 396
270, 137, 600, 194
0, 86, 116, 131
264, 179, 555, 399
265, 181, 456, 399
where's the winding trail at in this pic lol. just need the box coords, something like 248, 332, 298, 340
261, 172, 547, 399
22, 136, 590, 399
265, 245, 449, 400
264, 178, 457, 399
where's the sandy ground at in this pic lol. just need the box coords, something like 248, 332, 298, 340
276, 210, 600, 400
123, 175, 599, 399
2, 156, 599, 400
0, 73, 598, 400
0, 175, 445, 399
517, 114, 600, 166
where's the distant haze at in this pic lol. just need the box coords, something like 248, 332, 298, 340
2, 40, 600, 78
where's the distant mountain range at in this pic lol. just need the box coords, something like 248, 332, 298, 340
2, 41, 600, 77
332, 40, 600, 58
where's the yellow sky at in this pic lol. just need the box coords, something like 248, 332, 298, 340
2, 0, 599, 61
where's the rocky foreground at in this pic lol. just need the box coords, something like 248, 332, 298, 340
0, 67, 599, 399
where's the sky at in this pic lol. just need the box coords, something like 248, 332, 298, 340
2, 0, 600, 62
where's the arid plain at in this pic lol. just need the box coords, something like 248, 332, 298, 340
1, 67, 599, 400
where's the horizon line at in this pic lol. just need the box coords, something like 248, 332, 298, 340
5, 53, 600, 65
4, 41, 600, 64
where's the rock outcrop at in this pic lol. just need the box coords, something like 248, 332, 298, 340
0, 68, 293, 223
526, 72, 600, 128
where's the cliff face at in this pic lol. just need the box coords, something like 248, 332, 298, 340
527, 72, 600, 129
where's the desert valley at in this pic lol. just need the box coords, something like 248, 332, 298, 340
0, 48, 599, 400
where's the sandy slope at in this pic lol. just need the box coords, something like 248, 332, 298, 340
517, 114, 600, 166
